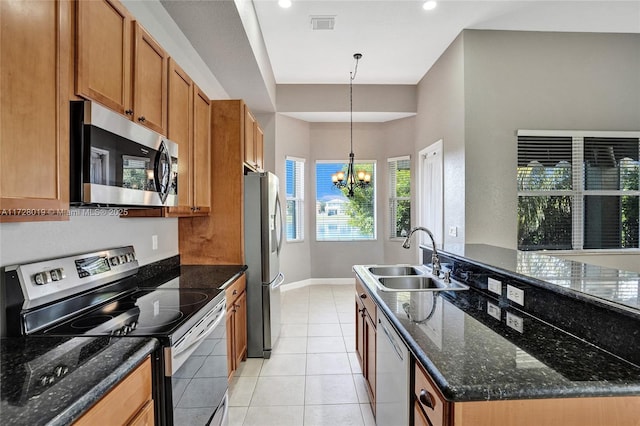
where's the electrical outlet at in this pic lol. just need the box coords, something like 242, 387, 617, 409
506, 311, 524, 333
507, 284, 524, 306
487, 301, 501, 321
448, 226, 458, 237
487, 277, 502, 295
152, 235, 158, 251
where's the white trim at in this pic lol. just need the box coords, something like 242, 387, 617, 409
518, 129, 640, 138
280, 277, 354, 292
285, 155, 306, 163
387, 155, 410, 163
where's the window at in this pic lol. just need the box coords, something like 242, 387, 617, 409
388, 156, 411, 239
316, 161, 376, 241
517, 130, 640, 251
285, 157, 305, 241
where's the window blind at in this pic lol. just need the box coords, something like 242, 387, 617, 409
388, 156, 411, 239
285, 157, 305, 241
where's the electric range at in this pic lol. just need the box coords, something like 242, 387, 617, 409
3, 246, 229, 426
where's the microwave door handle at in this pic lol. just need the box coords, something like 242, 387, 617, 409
154, 142, 170, 204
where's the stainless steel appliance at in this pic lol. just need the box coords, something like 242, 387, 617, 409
376, 308, 410, 426
3, 247, 228, 426
244, 172, 284, 358
70, 100, 178, 207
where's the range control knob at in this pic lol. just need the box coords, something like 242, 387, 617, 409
53, 365, 69, 377
33, 272, 51, 285
39, 374, 55, 387
50, 268, 65, 281
129, 321, 137, 330
110, 256, 120, 266
119, 254, 127, 263
126, 252, 135, 262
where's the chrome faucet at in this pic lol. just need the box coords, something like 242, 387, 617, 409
402, 227, 443, 279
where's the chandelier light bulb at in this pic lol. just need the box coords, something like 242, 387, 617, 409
423, 1, 437, 11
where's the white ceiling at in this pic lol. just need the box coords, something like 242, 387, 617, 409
162, 0, 640, 119
254, 0, 640, 85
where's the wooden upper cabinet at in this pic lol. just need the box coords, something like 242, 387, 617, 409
0, 0, 71, 222
76, 0, 168, 135
192, 85, 211, 213
167, 59, 193, 211
132, 23, 168, 135
76, 0, 132, 115
243, 105, 264, 172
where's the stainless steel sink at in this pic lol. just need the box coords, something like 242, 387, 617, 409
376, 276, 469, 292
368, 266, 424, 276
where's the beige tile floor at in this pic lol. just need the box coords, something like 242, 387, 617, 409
228, 284, 376, 426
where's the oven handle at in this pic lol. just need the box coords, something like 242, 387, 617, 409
173, 300, 225, 358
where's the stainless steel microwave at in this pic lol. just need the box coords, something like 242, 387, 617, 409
70, 101, 178, 207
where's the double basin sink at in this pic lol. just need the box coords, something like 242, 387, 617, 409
365, 265, 469, 292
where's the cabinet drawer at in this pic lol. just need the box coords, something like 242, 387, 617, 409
74, 357, 152, 425
414, 362, 447, 426
355, 277, 376, 323
226, 275, 246, 306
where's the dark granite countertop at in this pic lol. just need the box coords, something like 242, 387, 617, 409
137, 262, 247, 290
353, 265, 640, 402
433, 244, 640, 314
0, 336, 158, 425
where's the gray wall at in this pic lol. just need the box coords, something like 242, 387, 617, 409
415, 33, 467, 247
462, 30, 640, 248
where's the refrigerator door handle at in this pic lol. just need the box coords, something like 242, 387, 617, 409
274, 192, 284, 255
271, 272, 285, 290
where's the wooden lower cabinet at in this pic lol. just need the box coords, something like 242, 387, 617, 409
355, 276, 376, 414
413, 358, 640, 426
226, 275, 247, 379
74, 357, 153, 426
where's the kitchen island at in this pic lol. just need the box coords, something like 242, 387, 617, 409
353, 246, 640, 425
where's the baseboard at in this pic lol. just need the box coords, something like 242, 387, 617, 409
281, 277, 354, 292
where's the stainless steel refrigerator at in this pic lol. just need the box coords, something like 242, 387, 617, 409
244, 171, 285, 358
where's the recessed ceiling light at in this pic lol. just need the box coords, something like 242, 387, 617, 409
279, 0, 292, 8
423, 1, 437, 11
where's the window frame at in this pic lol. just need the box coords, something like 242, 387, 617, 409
517, 129, 640, 252
315, 159, 377, 242
285, 156, 305, 242
388, 155, 411, 240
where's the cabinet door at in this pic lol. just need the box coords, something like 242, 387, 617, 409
133, 23, 168, 135
244, 106, 256, 168
355, 297, 365, 370
192, 85, 211, 213
128, 400, 154, 426
364, 311, 376, 408
167, 59, 193, 211
76, 0, 132, 115
226, 307, 235, 379
1, 0, 70, 221
255, 122, 264, 171
233, 290, 247, 367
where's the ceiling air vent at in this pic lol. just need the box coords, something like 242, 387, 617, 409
310, 15, 335, 30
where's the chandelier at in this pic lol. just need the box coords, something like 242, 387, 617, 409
331, 53, 371, 197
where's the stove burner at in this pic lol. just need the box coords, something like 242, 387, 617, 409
135, 309, 184, 329
70, 315, 114, 329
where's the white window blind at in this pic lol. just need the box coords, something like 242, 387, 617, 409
388, 156, 411, 239
517, 131, 640, 251
316, 161, 376, 241
285, 157, 305, 241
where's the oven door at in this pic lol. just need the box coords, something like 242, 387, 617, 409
164, 299, 228, 426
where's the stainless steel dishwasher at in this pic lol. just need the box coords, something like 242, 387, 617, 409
376, 307, 410, 425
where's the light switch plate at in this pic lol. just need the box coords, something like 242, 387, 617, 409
448, 226, 458, 237
507, 284, 524, 306
488, 277, 502, 295
487, 301, 501, 321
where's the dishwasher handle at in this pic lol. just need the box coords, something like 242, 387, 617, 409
379, 318, 404, 361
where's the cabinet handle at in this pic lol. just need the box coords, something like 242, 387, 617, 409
232, 289, 238, 295
419, 389, 435, 409
125, 109, 133, 116
358, 308, 364, 313
138, 116, 146, 123
359, 293, 367, 299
